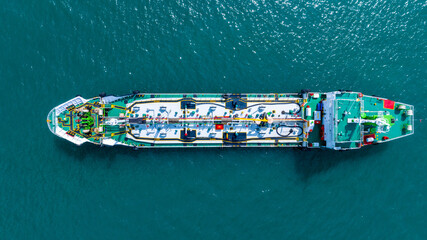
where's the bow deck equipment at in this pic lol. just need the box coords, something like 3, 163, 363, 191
47, 91, 414, 150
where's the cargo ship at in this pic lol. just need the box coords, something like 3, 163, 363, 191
47, 90, 414, 150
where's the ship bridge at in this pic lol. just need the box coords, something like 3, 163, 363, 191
319, 91, 414, 150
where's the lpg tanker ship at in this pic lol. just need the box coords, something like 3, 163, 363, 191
47, 90, 414, 150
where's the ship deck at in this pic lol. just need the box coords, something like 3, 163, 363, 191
125, 96, 304, 147
326, 92, 414, 149
47, 91, 414, 149
50, 93, 308, 148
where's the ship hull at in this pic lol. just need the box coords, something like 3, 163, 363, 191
47, 91, 414, 150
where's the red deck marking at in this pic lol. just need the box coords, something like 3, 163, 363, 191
363, 134, 376, 145
383, 99, 395, 110
215, 124, 224, 130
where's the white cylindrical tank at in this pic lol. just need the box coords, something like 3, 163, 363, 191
398, 105, 407, 110
306, 106, 312, 117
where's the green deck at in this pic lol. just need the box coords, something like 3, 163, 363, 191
302, 92, 414, 149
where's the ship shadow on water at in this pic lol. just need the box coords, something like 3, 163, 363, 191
54, 138, 388, 179
53, 138, 260, 165
54, 138, 142, 167
291, 143, 388, 180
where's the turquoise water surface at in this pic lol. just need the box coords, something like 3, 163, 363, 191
0, 0, 426, 239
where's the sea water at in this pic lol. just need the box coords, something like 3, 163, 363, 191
0, 0, 426, 239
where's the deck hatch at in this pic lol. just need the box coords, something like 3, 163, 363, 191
223, 132, 247, 146
180, 129, 197, 141
180, 99, 196, 109
225, 94, 247, 110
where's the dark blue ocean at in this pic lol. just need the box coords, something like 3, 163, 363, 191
0, 0, 426, 239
